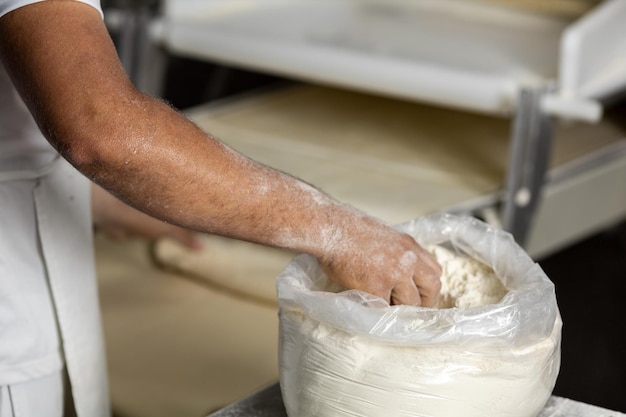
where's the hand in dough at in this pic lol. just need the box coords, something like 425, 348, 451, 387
91, 184, 203, 250
318, 215, 442, 307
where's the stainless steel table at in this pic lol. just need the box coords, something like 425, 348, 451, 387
208, 383, 625, 417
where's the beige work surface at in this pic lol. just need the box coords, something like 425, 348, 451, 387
155, 235, 294, 306
96, 234, 279, 417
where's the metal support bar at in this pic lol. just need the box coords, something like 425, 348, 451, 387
133, 10, 167, 96
502, 88, 555, 246
105, 7, 167, 97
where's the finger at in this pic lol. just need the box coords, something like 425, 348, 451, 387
413, 272, 441, 307
413, 273, 442, 308
173, 231, 204, 251
416, 279, 440, 307
105, 227, 130, 241
413, 251, 442, 308
417, 249, 442, 277
390, 278, 422, 306
152, 223, 204, 251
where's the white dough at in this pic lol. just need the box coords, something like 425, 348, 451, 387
281, 314, 560, 417
429, 244, 508, 309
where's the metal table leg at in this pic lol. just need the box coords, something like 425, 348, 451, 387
502, 87, 555, 246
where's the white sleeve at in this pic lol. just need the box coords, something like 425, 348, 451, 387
0, 0, 103, 19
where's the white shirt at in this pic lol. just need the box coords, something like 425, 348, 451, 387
0, 0, 104, 389
0, 0, 102, 23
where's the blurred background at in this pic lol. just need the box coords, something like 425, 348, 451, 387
96, 1, 625, 416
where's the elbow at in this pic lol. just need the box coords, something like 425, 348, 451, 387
60, 136, 108, 181
47, 115, 116, 182
46, 90, 149, 183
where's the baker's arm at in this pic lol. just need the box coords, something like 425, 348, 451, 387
0, 0, 441, 306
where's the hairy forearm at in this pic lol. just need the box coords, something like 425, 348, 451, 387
80, 91, 353, 258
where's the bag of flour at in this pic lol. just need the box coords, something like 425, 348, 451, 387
277, 213, 561, 417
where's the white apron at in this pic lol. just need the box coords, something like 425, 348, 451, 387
0, 155, 110, 417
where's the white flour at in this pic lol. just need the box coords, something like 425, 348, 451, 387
280, 246, 559, 417
429, 244, 508, 309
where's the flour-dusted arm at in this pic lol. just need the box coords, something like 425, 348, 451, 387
0, 0, 440, 306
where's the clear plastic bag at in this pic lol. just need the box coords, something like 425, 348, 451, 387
277, 213, 562, 417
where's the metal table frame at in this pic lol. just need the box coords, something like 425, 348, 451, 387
207, 383, 626, 417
